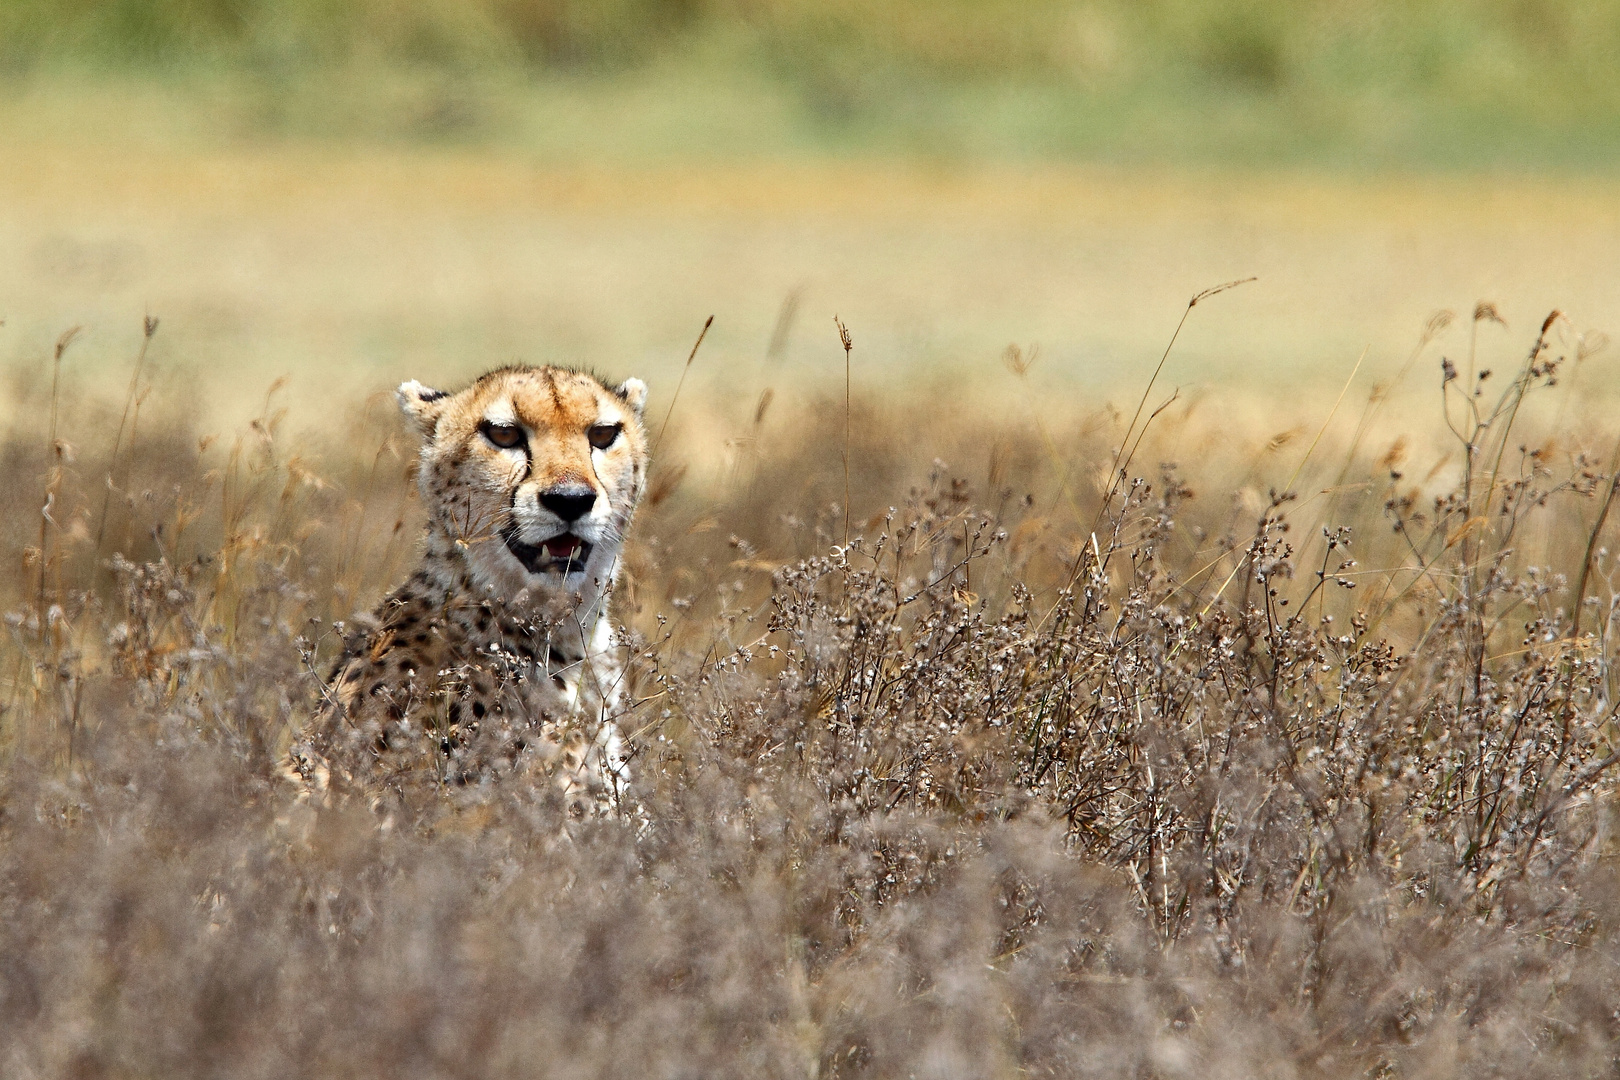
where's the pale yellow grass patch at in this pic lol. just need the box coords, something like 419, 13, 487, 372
3, 130, 1618, 444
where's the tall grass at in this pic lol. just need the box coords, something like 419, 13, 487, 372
3, 305, 1620, 1075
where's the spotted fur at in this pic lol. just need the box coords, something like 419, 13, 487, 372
285, 366, 649, 815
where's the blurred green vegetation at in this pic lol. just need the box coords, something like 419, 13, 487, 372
5, 0, 1619, 167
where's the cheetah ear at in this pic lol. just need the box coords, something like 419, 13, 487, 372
614, 377, 647, 419
397, 380, 450, 438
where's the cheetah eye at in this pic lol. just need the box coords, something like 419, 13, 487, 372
480, 422, 525, 450
587, 423, 622, 450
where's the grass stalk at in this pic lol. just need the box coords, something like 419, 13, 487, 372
652, 315, 713, 460
834, 315, 853, 547
36, 326, 80, 632
93, 315, 160, 567
1572, 436, 1620, 638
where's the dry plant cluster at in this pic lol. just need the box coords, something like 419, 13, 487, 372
3, 302, 1620, 1078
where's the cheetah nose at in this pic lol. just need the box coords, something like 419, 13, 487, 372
539, 484, 597, 522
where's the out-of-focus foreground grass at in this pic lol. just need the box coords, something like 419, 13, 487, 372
3, 303, 1620, 1076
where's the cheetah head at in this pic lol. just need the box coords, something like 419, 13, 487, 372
398, 366, 648, 604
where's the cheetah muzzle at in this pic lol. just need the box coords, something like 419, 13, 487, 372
501, 526, 593, 577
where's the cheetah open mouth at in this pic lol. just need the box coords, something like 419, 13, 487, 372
503, 529, 593, 576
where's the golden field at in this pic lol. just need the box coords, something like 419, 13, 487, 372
8, 104, 1620, 427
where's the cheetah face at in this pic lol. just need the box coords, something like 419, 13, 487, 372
398, 366, 649, 601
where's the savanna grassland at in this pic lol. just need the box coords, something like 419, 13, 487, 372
4, 292, 1620, 1077
7, 1, 1620, 1075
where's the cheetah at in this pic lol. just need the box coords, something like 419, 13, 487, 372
286, 366, 649, 816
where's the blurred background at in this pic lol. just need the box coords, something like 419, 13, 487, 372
2, 0, 1618, 430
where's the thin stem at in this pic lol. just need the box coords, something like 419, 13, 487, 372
1572, 436, 1620, 637
1283, 345, 1366, 499
94, 315, 159, 564
652, 315, 713, 459
1070, 277, 1255, 592
834, 315, 854, 546
1102, 278, 1256, 515
38, 327, 80, 630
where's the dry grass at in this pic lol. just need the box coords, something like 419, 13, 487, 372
4, 302, 1620, 1077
